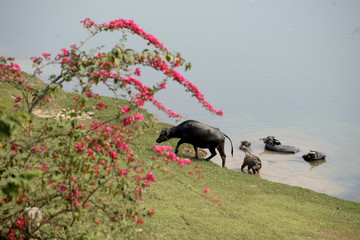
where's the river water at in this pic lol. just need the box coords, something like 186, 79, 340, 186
1, 1, 359, 201
139, 1, 360, 202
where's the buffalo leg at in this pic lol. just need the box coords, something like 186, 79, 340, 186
241, 164, 246, 173
217, 142, 226, 168
192, 145, 199, 159
205, 148, 217, 162
175, 139, 185, 154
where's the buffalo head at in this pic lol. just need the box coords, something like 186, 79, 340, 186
156, 128, 170, 143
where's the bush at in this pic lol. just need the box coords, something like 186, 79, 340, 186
0, 18, 222, 239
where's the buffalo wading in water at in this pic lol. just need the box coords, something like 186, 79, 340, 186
303, 150, 326, 161
156, 120, 233, 167
260, 136, 300, 154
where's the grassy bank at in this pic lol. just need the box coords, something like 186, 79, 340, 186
1, 77, 360, 240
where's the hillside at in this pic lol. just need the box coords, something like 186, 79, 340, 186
1, 76, 360, 240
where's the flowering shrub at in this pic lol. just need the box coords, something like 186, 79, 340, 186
0, 18, 222, 239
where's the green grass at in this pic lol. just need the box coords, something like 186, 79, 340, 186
2, 77, 360, 240
139, 155, 360, 240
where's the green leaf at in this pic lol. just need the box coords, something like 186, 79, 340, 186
114, 58, 121, 67
2, 170, 43, 200
166, 55, 173, 62
129, 55, 136, 65
80, 65, 86, 75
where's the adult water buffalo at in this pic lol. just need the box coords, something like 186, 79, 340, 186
156, 120, 233, 167
260, 136, 299, 154
302, 150, 326, 161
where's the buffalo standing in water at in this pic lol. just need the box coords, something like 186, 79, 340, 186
156, 120, 233, 167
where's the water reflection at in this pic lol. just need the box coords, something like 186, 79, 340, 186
306, 159, 327, 170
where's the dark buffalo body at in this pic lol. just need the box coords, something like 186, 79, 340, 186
260, 136, 299, 154
302, 150, 326, 161
264, 144, 299, 154
156, 120, 233, 167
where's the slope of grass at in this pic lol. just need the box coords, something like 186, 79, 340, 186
139, 155, 360, 240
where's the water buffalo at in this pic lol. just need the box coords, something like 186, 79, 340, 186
260, 136, 299, 153
156, 120, 233, 167
239, 141, 262, 174
302, 150, 326, 161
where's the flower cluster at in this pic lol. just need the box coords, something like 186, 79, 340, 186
153, 145, 192, 166
78, 18, 223, 117
81, 18, 168, 52
0, 57, 24, 84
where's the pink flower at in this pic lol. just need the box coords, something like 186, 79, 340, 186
120, 169, 128, 176
96, 102, 107, 110
42, 163, 49, 171
134, 113, 144, 121
73, 200, 80, 207
73, 187, 79, 198
86, 149, 94, 155
135, 219, 144, 224
121, 115, 134, 126
133, 68, 141, 76
61, 57, 69, 63
109, 150, 118, 160
149, 209, 156, 215
42, 52, 51, 60
146, 172, 156, 182
14, 96, 22, 103
61, 48, 69, 55
77, 124, 86, 130
121, 105, 130, 113
59, 185, 67, 192
46, 98, 51, 102
11, 144, 18, 155
204, 188, 210, 194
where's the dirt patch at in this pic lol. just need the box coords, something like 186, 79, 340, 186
33, 109, 94, 120
180, 145, 207, 159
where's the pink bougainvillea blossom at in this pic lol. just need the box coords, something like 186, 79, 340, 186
78, 18, 223, 118
146, 172, 156, 182
149, 209, 156, 215
133, 67, 141, 76
121, 105, 130, 113
204, 188, 210, 194
134, 113, 144, 121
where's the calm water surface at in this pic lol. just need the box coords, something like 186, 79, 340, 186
1, 1, 359, 201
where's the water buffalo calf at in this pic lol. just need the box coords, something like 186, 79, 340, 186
239, 141, 262, 174
156, 120, 233, 167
